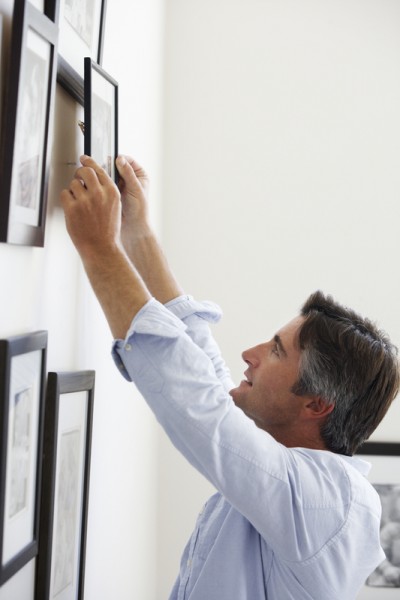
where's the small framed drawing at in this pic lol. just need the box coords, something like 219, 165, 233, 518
357, 442, 400, 599
57, 0, 107, 104
0, 2, 58, 247
35, 371, 95, 600
0, 331, 48, 585
84, 57, 118, 182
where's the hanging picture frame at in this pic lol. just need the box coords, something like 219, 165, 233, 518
84, 57, 118, 182
0, 331, 48, 585
35, 370, 95, 600
57, 0, 107, 105
357, 441, 400, 598
0, 2, 58, 247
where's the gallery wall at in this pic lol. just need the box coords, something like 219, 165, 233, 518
0, 0, 165, 598
158, 0, 400, 597
1, 1, 400, 599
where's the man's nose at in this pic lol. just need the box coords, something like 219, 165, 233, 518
242, 345, 262, 367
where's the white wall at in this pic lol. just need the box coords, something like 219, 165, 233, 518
159, 0, 400, 596
0, 0, 164, 598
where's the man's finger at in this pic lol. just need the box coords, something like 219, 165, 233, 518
70, 177, 88, 199
80, 155, 111, 186
115, 155, 144, 193
125, 156, 148, 181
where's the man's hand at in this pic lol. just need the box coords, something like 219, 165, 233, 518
61, 155, 122, 261
61, 155, 151, 339
115, 155, 184, 304
116, 155, 151, 249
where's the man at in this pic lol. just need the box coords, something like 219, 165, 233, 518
62, 155, 399, 599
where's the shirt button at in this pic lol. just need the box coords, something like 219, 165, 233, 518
125, 344, 132, 351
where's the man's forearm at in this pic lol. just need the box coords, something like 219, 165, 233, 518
81, 245, 151, 340
123, 227, 184, 305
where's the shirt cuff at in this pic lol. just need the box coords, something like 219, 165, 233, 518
165, 294, 223, 323
111, 297, 188, 381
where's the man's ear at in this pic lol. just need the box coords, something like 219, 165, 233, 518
304, 396, 334, 420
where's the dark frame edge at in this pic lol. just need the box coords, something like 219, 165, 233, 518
357, 441, 400, 457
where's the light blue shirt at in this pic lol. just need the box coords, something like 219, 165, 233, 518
112, 295, 385, 599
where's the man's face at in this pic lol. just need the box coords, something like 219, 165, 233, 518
229, 316, 305, 439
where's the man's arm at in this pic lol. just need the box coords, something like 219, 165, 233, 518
61, 156, 151, 339
113, 155, 235, 390
116, 155, 184, 304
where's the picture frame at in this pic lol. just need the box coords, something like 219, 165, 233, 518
35, 371, 95, 600
0, 2, 58, 247
84, 57, 118, 182
0, 331, 48, 585
357, 441, 400, 598
56, 0, 107, 104
0, 13, 3, 136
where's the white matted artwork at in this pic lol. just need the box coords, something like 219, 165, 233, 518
9, 29, 50, 227
35, 371, 95, 600
0, 331, 47, 586
356, 444, 400, 599
3, 353, 41, 565
58, 0, 105, 78
0, 2, 58, 246
50, 393, 87, 599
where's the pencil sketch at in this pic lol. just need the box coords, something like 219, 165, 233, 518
14, 46, 47, 210
64, 0, 96, 48
92, 91, 113, 176
51, 429, 81, 597
9, 387, 33, 519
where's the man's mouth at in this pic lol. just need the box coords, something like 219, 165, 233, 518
243, 372, 252, 386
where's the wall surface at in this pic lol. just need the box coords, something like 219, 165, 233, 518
159, 0, 400, 597
0, 0, 164, 598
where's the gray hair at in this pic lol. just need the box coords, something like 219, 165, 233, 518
291, 291, 400, 456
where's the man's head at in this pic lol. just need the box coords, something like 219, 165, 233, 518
230, 291, 399, 456
292, 291, 400, 455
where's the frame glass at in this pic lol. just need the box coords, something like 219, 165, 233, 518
84, 57, 118, 182
0, 331, 47, 585
0, 2, 58, 247
357, 442, 400, 599
56, 0, 107, 104
35, 371, 95, 600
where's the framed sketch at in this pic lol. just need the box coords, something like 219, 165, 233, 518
0, 331, 47, 585
0, 2, 58, 247
357, 442, 400, 599
57, 0, 107, 104
84, 58, 118, 181
35, 371, 95, 600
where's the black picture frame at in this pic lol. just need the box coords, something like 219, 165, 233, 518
84, 57, 118, 182
0, 331, 48, 585
0, 2, 58, 247
35, 370, 95, 600
56, 0, 107, 104
357, 441, 400, 597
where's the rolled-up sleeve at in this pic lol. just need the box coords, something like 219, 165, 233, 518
164, 295, 235, 392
